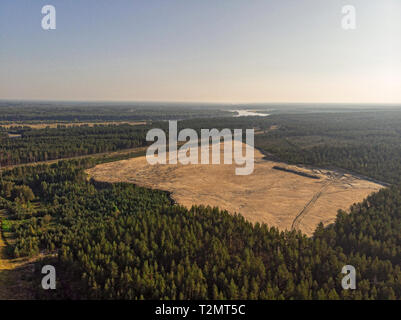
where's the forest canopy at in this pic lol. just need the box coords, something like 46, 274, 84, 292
1, 106, 401, 300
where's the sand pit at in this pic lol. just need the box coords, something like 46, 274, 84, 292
86, 143, 384, 236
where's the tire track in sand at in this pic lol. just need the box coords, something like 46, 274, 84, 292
291, 177, 338, 231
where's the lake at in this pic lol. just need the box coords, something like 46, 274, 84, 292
231, 110, 270, 117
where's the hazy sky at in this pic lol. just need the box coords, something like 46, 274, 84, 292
0, 0, 400, 103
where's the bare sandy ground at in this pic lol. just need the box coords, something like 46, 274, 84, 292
86, 143, 384, 236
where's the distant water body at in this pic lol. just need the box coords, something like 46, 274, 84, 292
231, 110, 270, 117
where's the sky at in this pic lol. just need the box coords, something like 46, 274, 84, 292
0, 0, 400, 103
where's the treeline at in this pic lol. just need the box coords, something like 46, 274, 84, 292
1, 160, 400, 300
0, 124, 151, 166
315, 186, 401, 266
0, 102, 231, 122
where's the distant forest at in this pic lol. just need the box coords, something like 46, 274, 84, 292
3, 109, 401, 185
0, 102, 231, 122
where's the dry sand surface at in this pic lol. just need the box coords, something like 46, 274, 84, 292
0, 210, 36, 299
87, 142, 384, 236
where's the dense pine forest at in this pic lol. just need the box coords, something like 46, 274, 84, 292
0, 159, 400, 299
1, 105, 401, 299
0, 124, 150, 166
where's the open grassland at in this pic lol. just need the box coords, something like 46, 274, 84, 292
87, 143, 383, 236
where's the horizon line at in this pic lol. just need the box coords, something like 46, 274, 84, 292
1, 98, 400, 106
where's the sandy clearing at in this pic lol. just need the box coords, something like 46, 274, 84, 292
86, 143, 384, 236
